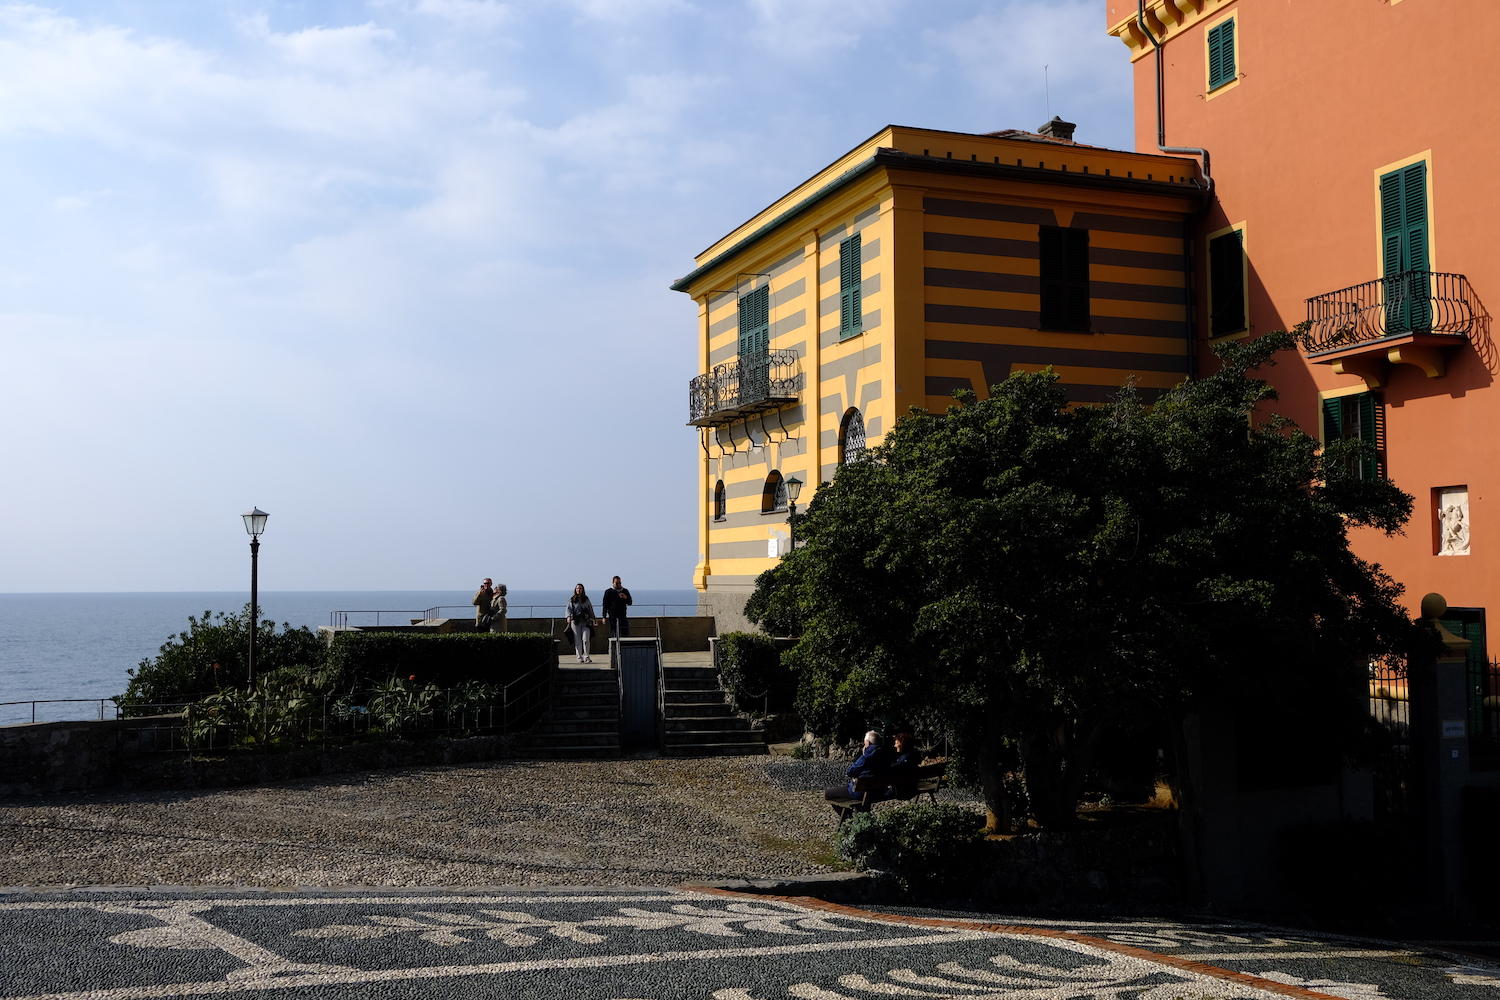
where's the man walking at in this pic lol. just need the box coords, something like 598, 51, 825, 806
602, 576, 633, 637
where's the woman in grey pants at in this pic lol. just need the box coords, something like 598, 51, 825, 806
567, 583, 597, 663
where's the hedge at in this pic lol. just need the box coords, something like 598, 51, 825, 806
326, 632, 554, 691
716, 631, 797, 713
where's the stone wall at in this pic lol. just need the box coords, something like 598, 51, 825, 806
0, 716, 518, 797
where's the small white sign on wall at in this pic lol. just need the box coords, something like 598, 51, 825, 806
1438, 487, 1471, 556
1442, 719, 1467, 739
767, 538, 778, 558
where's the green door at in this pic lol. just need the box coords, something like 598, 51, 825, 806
1380, 163, 1429, 333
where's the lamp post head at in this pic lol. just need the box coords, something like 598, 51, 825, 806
785, 476, 803, 503
242, 508, 269, 538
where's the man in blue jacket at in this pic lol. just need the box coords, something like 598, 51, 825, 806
824, 730, 890, 800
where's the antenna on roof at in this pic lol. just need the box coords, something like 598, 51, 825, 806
1044, 65, 1050, 119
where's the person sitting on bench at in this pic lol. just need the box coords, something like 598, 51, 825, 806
881, 728, 922, 800
824, 730, 890, 801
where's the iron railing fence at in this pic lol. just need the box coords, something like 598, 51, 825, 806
688, 349, 803, 425
0, 697, 203, 728
1303, 270, 1474, 353
330, 605, 704, 628
1472, 658, 1500, 759
1368, 657, 1411, 822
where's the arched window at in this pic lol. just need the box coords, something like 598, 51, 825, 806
762, 470, 788, 513
839, 408, 866, 466
713, 480, 726, 521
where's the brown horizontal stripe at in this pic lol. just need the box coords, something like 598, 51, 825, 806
925, 231, 1038, 258
1090, 246, 1185, 271
1090, 280, 1186, 304
926, 339, 1188, 381
1072, 211, 1182, 238
926, 303, 1039, 329
923, 197, 1057, 226
926, 303, 1186, 338
925, 375, 975, 396
925, 267, 1037, 294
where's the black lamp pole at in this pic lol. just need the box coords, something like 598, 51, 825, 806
785, 476, 804, 554
242, 508, 269, 688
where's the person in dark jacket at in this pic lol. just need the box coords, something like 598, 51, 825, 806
602, 576, 633, 638
882, 729, 922, 800
566, 584, 596, 663
824, 731, 890, 800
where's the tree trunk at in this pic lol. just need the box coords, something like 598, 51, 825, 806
975, 723, 1014, 833
1017, 719, 1107, 829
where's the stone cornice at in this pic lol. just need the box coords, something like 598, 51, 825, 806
1107, 0, 1238, 62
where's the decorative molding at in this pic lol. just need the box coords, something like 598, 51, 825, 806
1108, 0, 1238, 61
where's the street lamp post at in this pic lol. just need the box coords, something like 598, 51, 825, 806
241, 508, 269, 688
785, 476, 803, 553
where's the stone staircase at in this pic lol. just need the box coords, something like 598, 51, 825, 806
662, 660, 767, 757
515, 667, 620, 758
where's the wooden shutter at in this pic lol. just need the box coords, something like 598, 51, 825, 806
1040, 226, 1090, 331
1209, 230, 1246, 336
839, 233, 863, 339
1357, 391, 1380, 480
738, 285, 770, 356
1322, 397, 1343, 444
1380, 163, 1430, 332
1208, 19, 1236, 90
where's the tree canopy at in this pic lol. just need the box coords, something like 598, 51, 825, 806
746, 331, 1430, 830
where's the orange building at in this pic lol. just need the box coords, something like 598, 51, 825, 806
1107, 0, 1498, 656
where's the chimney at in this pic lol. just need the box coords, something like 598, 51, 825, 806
1037, 115, 1076, 142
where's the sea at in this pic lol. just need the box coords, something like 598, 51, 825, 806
0, 589, 699, 726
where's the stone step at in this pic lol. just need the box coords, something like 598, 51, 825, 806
663, 666, 720, 680
663, 729, 764, 745
547, 708, 619, 723
662, 703, 736, 719
662, 742, 767, 757
665, 717, 752, 733
555, 682, 618, 696
663, 681, 722, 694
663, 690, 723, 705
522, 731, 620, 748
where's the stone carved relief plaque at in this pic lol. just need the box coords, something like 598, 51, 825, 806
1438, 487, 1470, 556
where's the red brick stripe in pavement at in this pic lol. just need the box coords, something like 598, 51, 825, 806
691, 887, 1344, 1000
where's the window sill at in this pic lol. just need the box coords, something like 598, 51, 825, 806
761, 508, 789, 516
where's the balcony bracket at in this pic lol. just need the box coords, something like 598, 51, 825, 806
1385, 344, 1447, 379
1314, 332, 1463, 389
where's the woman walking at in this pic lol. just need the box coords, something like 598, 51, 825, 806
490, 583, 508, 633
567, 583, 597, 663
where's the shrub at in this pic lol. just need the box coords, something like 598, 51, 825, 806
325, 631, 553, 690
120, 606, 327, 708
836, 802, 987, 898
716, 631, 796, 713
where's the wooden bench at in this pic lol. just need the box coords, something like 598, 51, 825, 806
827, 762, 948, 824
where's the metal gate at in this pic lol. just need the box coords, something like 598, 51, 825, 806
615, 637, 661, 749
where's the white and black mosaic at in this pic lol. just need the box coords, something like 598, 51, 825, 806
0, 889, 1287, 999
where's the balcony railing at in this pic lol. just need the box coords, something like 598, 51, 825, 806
1303, 270, 1474, 353
688, 349, 803, 426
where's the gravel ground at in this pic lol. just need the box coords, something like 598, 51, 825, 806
0, 755, 891, 888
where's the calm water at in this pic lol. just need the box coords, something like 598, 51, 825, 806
0, 589, 699, 724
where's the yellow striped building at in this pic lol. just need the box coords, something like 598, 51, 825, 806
672, 123, 1207, 628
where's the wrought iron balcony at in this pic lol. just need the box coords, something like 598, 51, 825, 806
688, 349, 803, 426
1303, 270, 1474, 353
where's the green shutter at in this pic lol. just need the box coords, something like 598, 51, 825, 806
738, 285, 769, 356
1208, 19, 1236, 90
1380, 163, 1430, 332
839, 233, 862, 339
1209, 230, 1246, 336
1322, 397, 1343, 444
1357, 391, 1379, 480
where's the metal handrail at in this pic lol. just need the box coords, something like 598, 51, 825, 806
689, 349, 803, 424
331, 605, 705, 627
1303, 270, 1474, 353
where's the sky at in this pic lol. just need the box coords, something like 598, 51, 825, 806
0, 0, 1135, 593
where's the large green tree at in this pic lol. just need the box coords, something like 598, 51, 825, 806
747, 331, 1429, 831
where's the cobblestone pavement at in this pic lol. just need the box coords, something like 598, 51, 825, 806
0, 756, 882, 887
2, 886, 1496, 999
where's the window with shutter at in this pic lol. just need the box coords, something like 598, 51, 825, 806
713, 481, 726, 521
1039, 226, 1090, 332
1209, 229, 1246, 337
1207, 18, 1236, 91
738, 284, 771, 400
838, 408, 866, 466
1323, 392, 1384, 481
839, 233, 863, 339
1380, 162, 1430, 332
